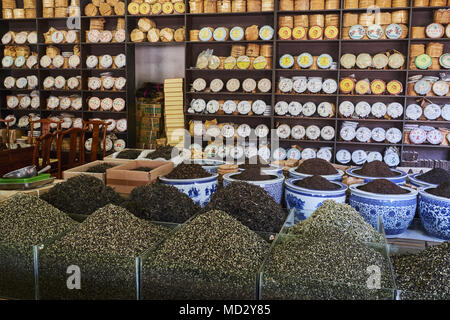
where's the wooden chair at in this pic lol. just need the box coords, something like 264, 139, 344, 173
0, 117, 13, 148
82, 119, 112, 162
29, 118, 63, 143
32, 131, 56, 171
56, 127, 86, 179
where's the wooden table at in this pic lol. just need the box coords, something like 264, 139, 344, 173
0, 146, 33, 176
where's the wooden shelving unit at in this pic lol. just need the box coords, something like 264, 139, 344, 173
0, 0, 448, 163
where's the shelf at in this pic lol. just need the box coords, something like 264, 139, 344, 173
336, 141, 403, 147
185, 113, 272, 119
186, 12, 274, 17
403, 144, 450, 149
279, 139, 334, 144
186, 91, 272, 96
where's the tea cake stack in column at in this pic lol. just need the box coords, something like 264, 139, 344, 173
164, 78, 185, 146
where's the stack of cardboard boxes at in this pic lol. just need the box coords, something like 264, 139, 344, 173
163, 78, 185, 146
136, 99, 162, 149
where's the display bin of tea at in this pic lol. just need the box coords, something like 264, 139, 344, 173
106, 160, 174, 194
389, 242, 450, 300
104, 148, 146, 160
63, 159, 130, 183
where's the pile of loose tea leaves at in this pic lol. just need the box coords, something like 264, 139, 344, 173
426, 181, 450, 198
286, 200, 384, 244
262, 226, 392, 300
392, 242, 450, 299
0, 194, 77, 299
142, 210, 269, 299
165, 163, 212, 179
116, 149, 142, 159
417, 168, 450, 185
295, 158, 338, 175
354, 160, 399, 177
233, 168, 278, 181
146, 145, 178, 160
294, 175, 341, 190
38, 204, 169, 300
238, 156, 271, 170
41, 175, 124, 215
358, 179, 409, 195
85, 163, 118, 173
204, 182, 286, 232
132, 167, 153, 172
125, 183, 199, 223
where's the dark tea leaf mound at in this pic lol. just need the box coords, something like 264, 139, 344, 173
133, 167, 153, 172
358, 179, 409, 195
295, 158, 338, 175
0, 193, 77, 247
233, 168, 278, 181
125, 183, 199, 223
85, 163, 118, 173
294, 175, 341, 191
392, 242, 450, 299
41, 175, 124, 215
165, 163, 212, 179
116, 149, 142, 159
204, 182, 286, 232
417, 168, 450, 185
146, 145, 178, 160
426, 181, 450, 199
354, 160, 399, 177
238, 156, 271, 170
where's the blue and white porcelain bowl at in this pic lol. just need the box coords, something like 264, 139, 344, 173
222, 173, 285, 204
349, 184, 418, 235
284, 178, 347, 223
419, 188, 450, 240
408, 173, 439, 189
346, 167, 407, 185
288, 167, 344, 182
191, 159, 225, 174
238, 164, 283, 175
159, 174, 219, 207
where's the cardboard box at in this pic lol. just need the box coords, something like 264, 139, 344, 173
63, 159, 130, 183
106, 160, 174, 194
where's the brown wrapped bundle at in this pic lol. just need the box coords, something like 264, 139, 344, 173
114, 1, 125, 15
43, 0, 54, 7
294, 15, 309, 27
392, 0, 407, 6
68, 5, 80, 16
294, 0, 309, 10
247, 0, 261, 11
359, 13, 375, 26
376, 0, 392, 6
54, 7, 68, 17
15, 46, 30, 57
99, 2, 112, 15
130, 29, 145, 42
261, 0, 274, 11
25, 8, 36, 18
92, 0, 104, 6
232, 0, 246, 12
359, 0, 375, 7
399, 24, 408, 38
2, 0, 16, 9
375, 12, 392, 25
434, 9, 450, 25
174, 28, 185, 42
325, 0, 339, 8
310, 14, 325, 27
260, 44, 272, 57
85, 3, 98, 16
410, 43, 425, 56
42, 7, 54, 17
147, 28, 160, 42
160, 28, 174, 42
203, 0, 217, 12
190, 29, 200, 41
246, 43, 260, 57
310, 0, 325, 9
55, 0, 68, 6
431, 57, 440, 70
245, 25, 259, 40
2, 9, 13, 19
189, 0, 203, 13
414, 0, 429, 5
138, 17, 156, 32
411, 26, 425, 38
13, 8, 25, 18
430, 0, 446, 5
279, 0, 293, 10
342, 27, 351, 39
46, 46, 60, 58
392, 10, 408, 24
231, 45, 246, 57
90, 18, 105, 30
426, 42, 444, 57
325, 14, 339, 27
279, 15, 294, 28
344, 0, 358, 8
343, 13, 358, 27
24, 0, 36, 8
218, 0, 232, 12
116, 18, 125, 30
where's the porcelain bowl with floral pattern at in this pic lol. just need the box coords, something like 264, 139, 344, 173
418, 188, 450, 240
288, 167, 344, 182
222, 173, 285, 204
408, 173, 439, 189
159, 174, 219, 207
346, 167, 407, 185
284, 178, 347, 223
349, 184, 418, 235
191, 159, 225, 174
